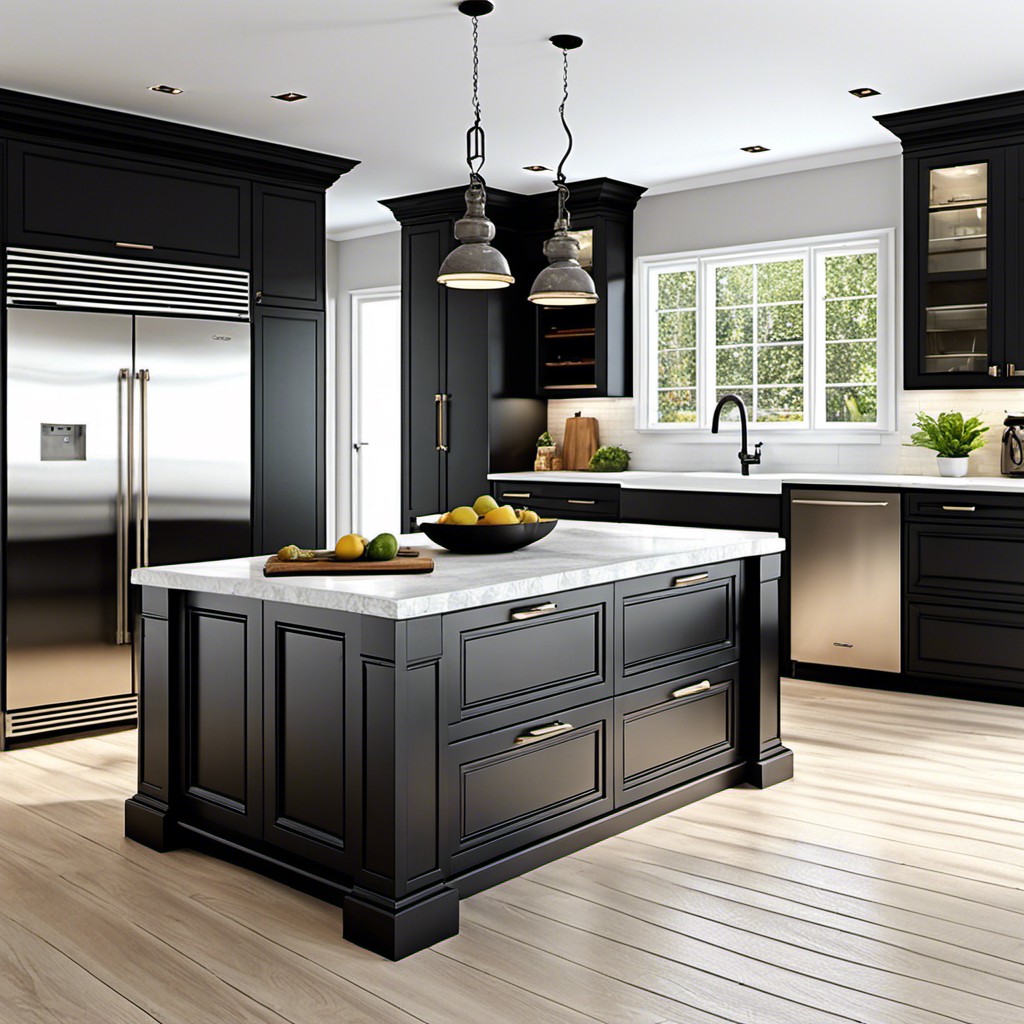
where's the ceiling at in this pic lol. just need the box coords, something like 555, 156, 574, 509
3, 1, 1024, 237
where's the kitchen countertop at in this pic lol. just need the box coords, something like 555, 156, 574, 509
131, 521, 785, 620
489, 469, 1024, 495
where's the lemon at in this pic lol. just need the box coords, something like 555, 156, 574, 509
449, 506, 479, 526
277, 544, 300, 561
519, 509, 540, 524
481, 504, 519, 526
437, 511, 451, 524
473, 494, 499, 516
335, 533, 365, 561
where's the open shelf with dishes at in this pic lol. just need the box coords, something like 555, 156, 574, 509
538, 301, 599, 392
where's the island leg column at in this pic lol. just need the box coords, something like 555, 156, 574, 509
741, 554, 794, 787
343, 615, 459, 960
125, 586, 180, 850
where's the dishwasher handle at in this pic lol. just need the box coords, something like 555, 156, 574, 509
792, 499, 889, 507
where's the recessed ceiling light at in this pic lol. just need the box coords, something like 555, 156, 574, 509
149, 84, 183, 95
523, 165, 553, 173
849, 87, 881, 99
741, 145, 770, 154
273, 92, 308, 103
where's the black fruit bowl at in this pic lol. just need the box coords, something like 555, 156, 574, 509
419, 519, 557, 554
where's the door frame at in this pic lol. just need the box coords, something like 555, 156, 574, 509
348, 286, 401, 535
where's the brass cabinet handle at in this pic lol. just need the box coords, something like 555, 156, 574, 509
510, 601, 557, 621
941, 505, 976, 512
502, 492, 531, 499
514, 721, 574, 746
673, 572, 709, 587
435, 393, 449, 452
671, 680, 712, 699
989, 364, 1002, 377
567, 499, 596, 505
115, 241, 155, 250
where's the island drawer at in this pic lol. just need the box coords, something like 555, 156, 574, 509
615, 664, 739, 806
445, 698, 613, 874
615, 562, 739, 694
442, 585, 612, 735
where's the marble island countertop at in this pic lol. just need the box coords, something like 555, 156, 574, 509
131, 521, 785, 620
489, 469, 1024, 495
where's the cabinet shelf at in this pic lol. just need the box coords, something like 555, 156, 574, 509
545, 359, 596, 367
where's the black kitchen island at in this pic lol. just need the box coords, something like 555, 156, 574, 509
125, 521, 792, 959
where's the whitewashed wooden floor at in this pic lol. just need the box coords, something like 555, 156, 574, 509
0, 678, 1021, 1024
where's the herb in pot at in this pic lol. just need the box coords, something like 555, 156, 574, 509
589, 445, 630, 472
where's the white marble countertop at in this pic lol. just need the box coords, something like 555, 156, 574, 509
489, 469, 1024, 495
131, 521, 785, 620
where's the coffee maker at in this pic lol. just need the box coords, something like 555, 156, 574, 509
1001, 414, 1024, 476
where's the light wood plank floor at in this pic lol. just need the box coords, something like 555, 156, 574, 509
0, 679, 1021, 1024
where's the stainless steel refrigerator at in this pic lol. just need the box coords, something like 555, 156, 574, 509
4, 307, 251, 740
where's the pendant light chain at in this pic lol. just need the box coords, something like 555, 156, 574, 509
554, 47, 573, 224
466, 15, 486, 187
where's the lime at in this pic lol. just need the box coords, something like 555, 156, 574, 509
365, 532, 399, 561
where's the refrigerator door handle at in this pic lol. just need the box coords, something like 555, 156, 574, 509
116, 367, 132, 644
136, 369, 151, 567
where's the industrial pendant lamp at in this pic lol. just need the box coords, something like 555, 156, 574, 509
528, 35, 599, 307
437, 1, 514, 290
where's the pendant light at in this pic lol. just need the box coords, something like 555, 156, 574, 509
437, 1, 514, 290
528, 35, 599, 307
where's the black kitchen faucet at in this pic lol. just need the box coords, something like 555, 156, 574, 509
711, 393, 762, 476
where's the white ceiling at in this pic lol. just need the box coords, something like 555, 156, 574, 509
3, 1, 1024, 237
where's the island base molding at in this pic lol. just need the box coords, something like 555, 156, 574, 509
126, 552, 791, 959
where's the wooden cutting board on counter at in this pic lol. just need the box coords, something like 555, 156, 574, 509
263, 549, 434, 577
562, 413, 600, 470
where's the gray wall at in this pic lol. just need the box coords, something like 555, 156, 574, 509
331, 229, 401, 532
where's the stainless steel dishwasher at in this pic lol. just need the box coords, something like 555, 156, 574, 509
790, 489, 901, 673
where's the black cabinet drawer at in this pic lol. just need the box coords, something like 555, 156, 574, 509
907, 600, 1024, 686
528, 498, 619, 521
445, 699, 613, 873
491, 479, 620, 521
616, 664, 739, 806
621, 489, 781, 532
8, 142, 249, 267
615, 562, 739, 693
905, 491, 1024, 525
443, 586, 612, 738
907, 523, 1024, 600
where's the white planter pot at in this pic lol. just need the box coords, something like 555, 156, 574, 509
936, 456, 969, 478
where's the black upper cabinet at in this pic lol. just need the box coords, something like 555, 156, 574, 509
529, 179, 645, 399
7, 142, 250, 267
253, 185, 325, 308
878, 91, 1024, 388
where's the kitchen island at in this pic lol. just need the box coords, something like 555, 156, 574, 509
126, 521, 791, 959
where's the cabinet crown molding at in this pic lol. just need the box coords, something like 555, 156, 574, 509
877, 89, 1024, 151
0, 87, 358, 189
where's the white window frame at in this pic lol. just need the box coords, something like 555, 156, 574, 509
635, 229, 896, 437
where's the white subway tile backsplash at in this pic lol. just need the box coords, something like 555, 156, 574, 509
548, 390, 1010, 477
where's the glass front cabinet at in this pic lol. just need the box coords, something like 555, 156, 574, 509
880, 93, 1024, 390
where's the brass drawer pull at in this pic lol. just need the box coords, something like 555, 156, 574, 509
434, 393, 449, 452
941, 505, 976, 512
514, 721, 574, 746
567, 499, 596, 505
115, 241, 155, 250
673, 573, 709, 588
671, 680, 712, 699
502, 492, 531, 499
510, 601, 557, 621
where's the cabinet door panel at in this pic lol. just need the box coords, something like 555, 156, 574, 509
181, 594, 262, 837
8, 142, 249, 267
256, 309, 325, 552
616, 665, 739, 806
254, 186, 324, 309
446, 699, 613, 873
907, 523, 1024, 600
264, 604, 356, 871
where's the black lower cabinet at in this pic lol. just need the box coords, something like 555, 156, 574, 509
126, 554, 791, 959
621, 488, 781, 532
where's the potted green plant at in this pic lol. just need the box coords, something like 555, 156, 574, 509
907, 411, 988, 477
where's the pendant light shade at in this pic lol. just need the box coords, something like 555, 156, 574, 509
529, 36, 599, 307
437, 1, 513, 290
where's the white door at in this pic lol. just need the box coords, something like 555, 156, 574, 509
350, 289, 402, 538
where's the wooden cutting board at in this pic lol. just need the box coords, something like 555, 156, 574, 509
263, 549, 434, 577
562, 413, 600, 470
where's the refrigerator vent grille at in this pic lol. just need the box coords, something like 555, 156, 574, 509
5, 248, 249, 319
4, 693, 138, 740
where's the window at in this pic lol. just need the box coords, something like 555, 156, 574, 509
638, 231, 893, 433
